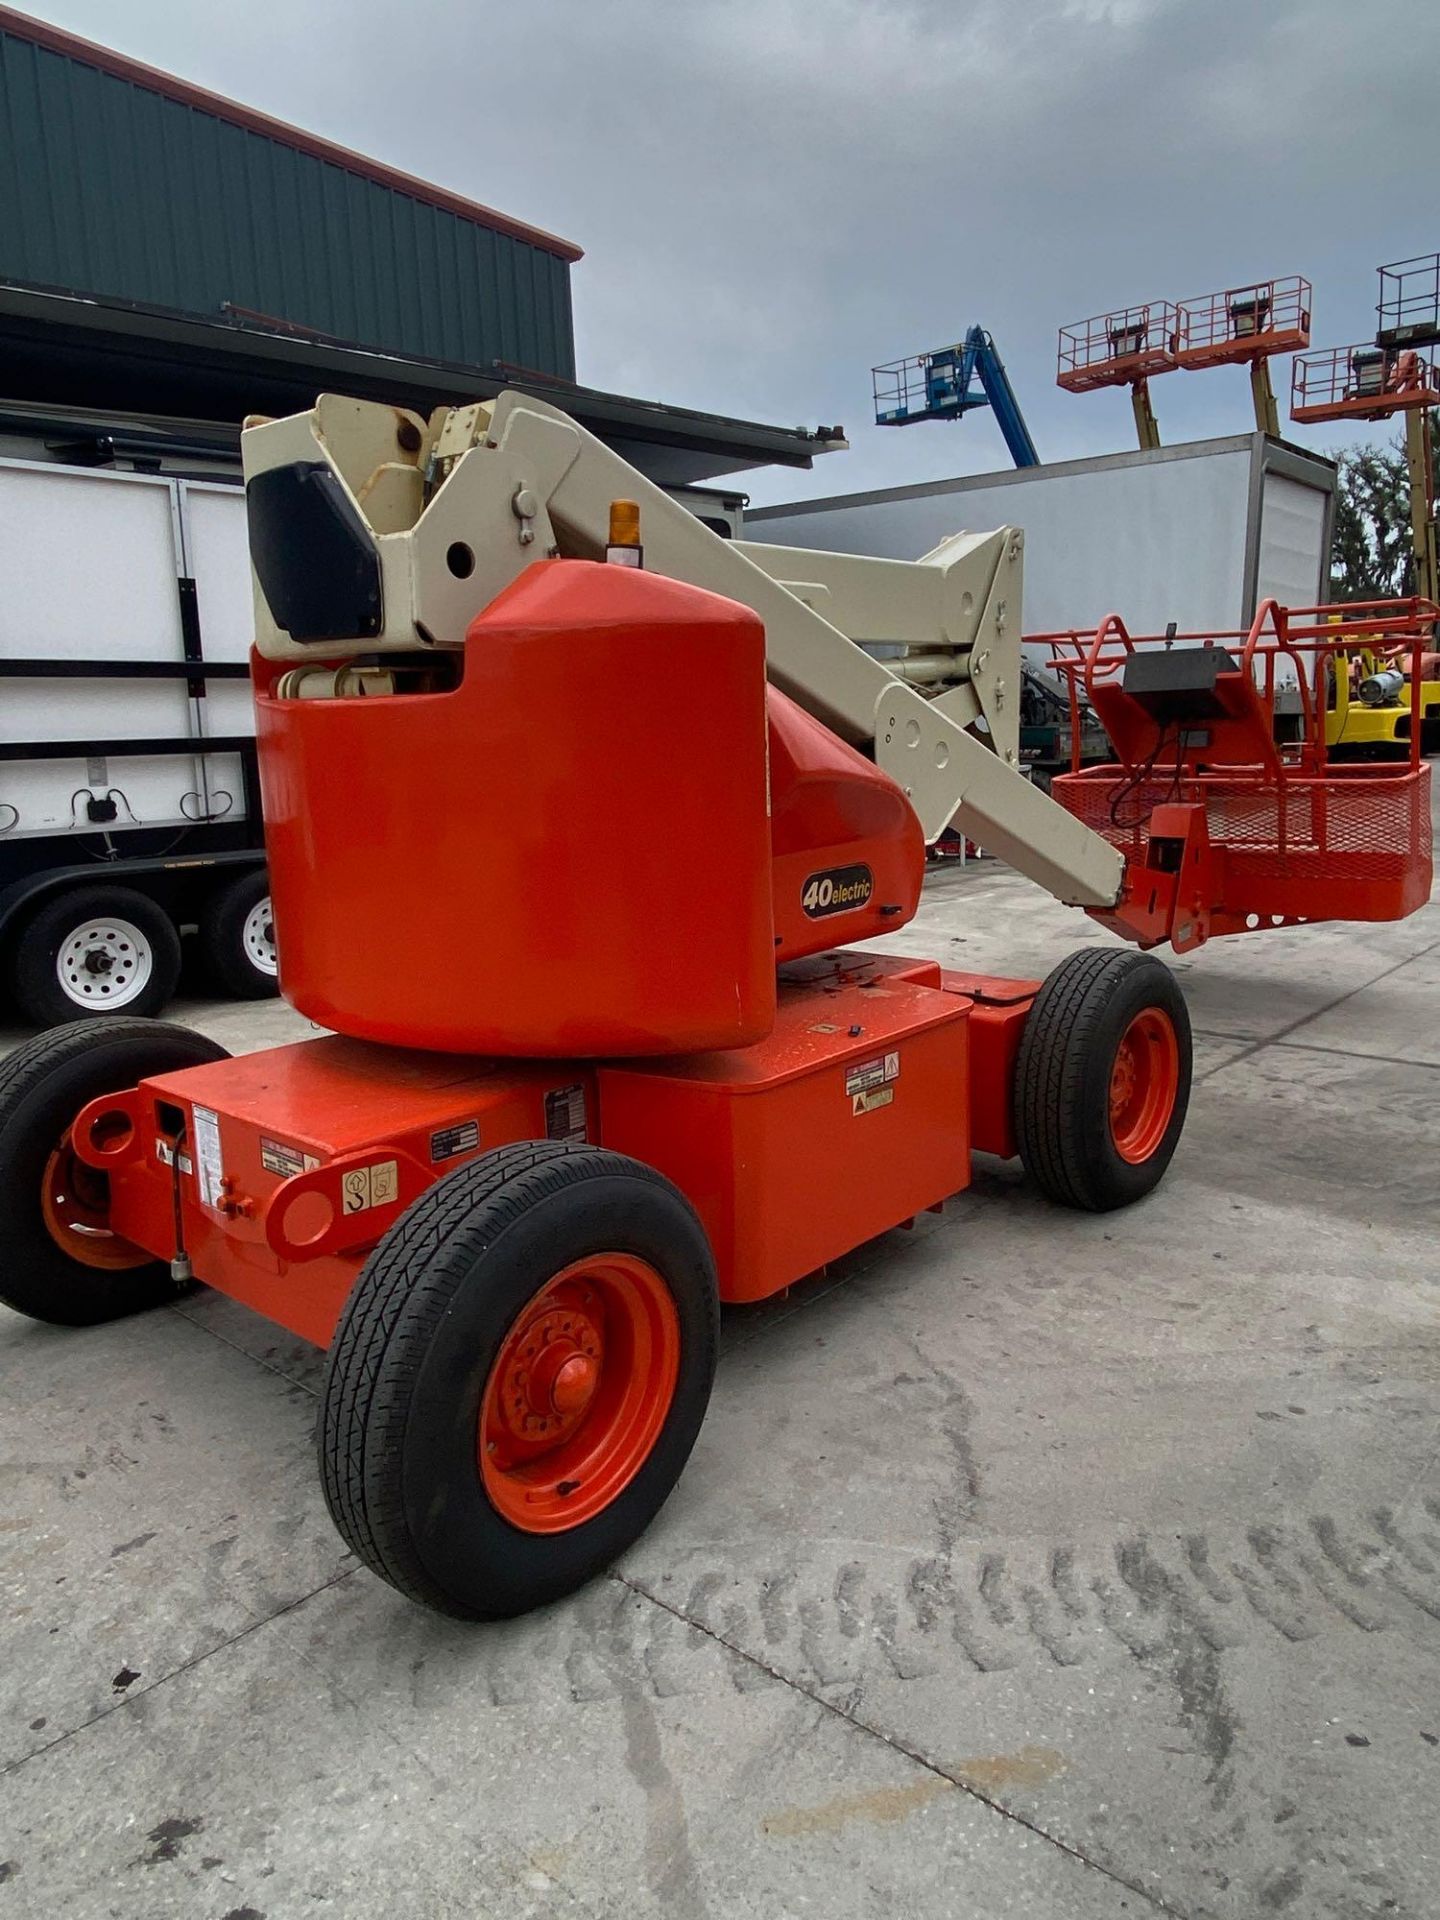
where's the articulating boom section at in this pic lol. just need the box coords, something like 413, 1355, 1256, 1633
242, 391, 1123, 911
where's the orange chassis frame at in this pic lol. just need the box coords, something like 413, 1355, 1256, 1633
68, 955, 1038, 1346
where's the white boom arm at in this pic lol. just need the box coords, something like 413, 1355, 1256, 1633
242, 391, 1124, 908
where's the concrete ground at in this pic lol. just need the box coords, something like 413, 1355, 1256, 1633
2, 837, 1438, 1919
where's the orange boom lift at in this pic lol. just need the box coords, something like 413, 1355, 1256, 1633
0, 390, 1427, 1619
1058, 273, 1312, 447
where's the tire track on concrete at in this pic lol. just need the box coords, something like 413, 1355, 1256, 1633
384, 1503, 1440, 1711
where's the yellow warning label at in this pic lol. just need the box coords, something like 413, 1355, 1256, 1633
852, 1086, 895, 1116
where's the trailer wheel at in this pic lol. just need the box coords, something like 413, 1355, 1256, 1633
199, 870, 279, 1000
319, 1141, 718, 1619
1014, 948, 1191, 1212
0, 1018, 228, 1325
9, 886, 182, 1026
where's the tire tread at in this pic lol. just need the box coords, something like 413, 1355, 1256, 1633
1014, 948, 1188, 1212
319, 1142, 713, 1616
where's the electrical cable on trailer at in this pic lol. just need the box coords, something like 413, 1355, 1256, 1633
180, 788, 234, 822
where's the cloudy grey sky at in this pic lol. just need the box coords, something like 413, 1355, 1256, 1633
26, 0, 1440, 502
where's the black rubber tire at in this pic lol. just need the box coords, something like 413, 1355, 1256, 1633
0, 1017, 229, 1325
198, 869, 279, 1001
319, 1141, 719, 1620
9, 885, 182, 1026
1014, 947, 1192, 1212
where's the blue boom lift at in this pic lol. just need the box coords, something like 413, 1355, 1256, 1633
872, 326, 1039, 466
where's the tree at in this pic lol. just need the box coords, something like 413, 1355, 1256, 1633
1328, 411, 1439, 600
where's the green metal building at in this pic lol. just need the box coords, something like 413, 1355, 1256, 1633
0, 8, 840, 490
0, 4, 578, 378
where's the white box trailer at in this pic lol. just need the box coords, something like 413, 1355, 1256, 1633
0, 455, 274, 1023
745, 433, 1336, 644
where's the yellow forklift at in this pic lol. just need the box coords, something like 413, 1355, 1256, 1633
1324, 641, 1440, 758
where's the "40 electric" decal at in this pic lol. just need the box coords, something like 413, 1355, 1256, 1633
801, 864, 873, 918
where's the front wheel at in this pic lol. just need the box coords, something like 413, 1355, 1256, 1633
318, 1141, 719, 1619
1014, 948, 1191, 1211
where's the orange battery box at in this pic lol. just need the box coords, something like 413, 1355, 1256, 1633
599, 962, 972, 1303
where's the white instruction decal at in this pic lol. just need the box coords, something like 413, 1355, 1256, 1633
341, 1160, 400, 1215
191, 1105, 224, 1209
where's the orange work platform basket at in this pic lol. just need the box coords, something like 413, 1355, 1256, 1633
1173, 277, 1311, 371
1056, 302, 1179, 393
1291, 344, 1440, 423
1038, 599, 1436, 950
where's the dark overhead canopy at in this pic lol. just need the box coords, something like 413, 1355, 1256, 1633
0, 281, 844, 487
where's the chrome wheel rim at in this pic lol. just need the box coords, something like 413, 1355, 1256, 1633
242, 897, 279, 978
56, 917, 153, 1009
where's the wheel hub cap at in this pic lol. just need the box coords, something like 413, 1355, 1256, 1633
41, 1130, 150, 1271
491, 1300, 604, 1445
243, 897, 279, 977
57, 918, 153, 1008
478, 1254, 681, 1534
1108, 1008, 1181, 1164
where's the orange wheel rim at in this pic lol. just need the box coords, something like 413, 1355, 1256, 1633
1108, 1008, 1180, 1164
40, 1129, 150, 1272
479, 1253, 680, 1534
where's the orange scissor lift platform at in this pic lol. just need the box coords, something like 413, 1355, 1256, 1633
1039, 598, 1435, 951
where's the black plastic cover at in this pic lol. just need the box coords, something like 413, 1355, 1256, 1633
246, 461, 383, 643
1121, 646, 1239, 723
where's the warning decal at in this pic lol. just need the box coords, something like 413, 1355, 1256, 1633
340, 1160, 400, 1214
844, 1052, 900, 1099
261, 1137, 319, 1179
852, 1086, 895, 1116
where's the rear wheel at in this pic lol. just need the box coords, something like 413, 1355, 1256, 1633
199, 869, 279, 1000
9, 886, 181, 1026
319, 1141, 718, 1619
1014, 948, 1191, 1211
0, 1018, 229, 1324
